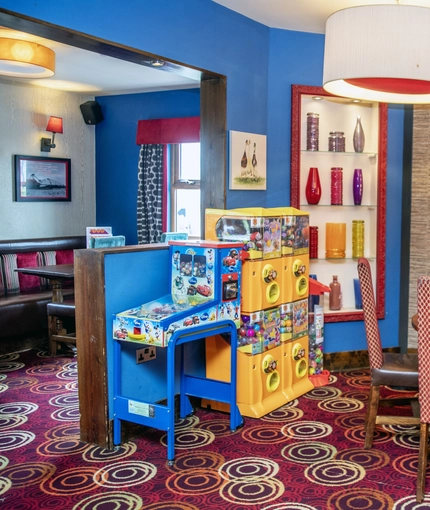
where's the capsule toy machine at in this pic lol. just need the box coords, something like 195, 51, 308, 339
113, 240, 243, 347
205, 208, 285, 417
205, 207, 282, 260
268, 207, 313, 402
206, 207, 284, 321
267, 207, 309, 304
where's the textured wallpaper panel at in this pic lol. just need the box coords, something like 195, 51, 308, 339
409, 106, 430, 348
0, 78, 96, 240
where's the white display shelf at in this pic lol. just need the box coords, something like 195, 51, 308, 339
291, 85, 387, 323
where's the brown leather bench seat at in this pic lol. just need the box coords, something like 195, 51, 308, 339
0, 236, 86, 353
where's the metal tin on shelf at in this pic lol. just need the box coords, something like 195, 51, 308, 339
307, 112, 319, 151
328, 131, 345, 152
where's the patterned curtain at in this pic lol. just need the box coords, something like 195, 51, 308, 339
137, 144, 164, 244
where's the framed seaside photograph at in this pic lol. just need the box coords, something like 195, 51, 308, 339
14, 155, 71, 202
229, 130, 267, 190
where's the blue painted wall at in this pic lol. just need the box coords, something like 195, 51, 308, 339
5, 0, 405, 354
95, 89, 200, 243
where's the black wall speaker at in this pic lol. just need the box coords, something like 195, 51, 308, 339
79, 100, 104, 125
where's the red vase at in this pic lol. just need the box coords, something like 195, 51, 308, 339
305, 167, 321, 205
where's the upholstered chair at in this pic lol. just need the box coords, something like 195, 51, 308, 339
416, 275, 430, 502
357, 258, 419, 449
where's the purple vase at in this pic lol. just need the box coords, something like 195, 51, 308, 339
353, 169, 363, 205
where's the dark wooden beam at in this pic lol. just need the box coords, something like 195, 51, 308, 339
200, 75, 227, 237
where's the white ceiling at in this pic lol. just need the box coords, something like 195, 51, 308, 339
213, 0, 430, 33
0, 28, 200, 96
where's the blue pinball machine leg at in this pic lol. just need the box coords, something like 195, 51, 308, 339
114, 319, 243, 465
113, 339, 122, 446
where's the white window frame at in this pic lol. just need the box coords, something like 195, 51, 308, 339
169, 143, 201, 237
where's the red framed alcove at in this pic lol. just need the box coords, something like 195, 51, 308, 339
290, 84, 387, 322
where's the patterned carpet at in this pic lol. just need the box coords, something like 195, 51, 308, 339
0, 349, 428, 509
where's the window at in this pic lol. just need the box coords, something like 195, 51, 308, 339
170, 142, 201, 237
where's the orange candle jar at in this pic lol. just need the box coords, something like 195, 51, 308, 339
325, 223, 346, 258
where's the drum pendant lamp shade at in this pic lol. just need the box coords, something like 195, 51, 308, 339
323, 5, 430, 104
0, 37, 55, 78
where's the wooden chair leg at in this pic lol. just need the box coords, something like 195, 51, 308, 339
48, 313, 72, 356
48, 314, 58, 356
417, 422, 429, 502
364, 384, 380, 449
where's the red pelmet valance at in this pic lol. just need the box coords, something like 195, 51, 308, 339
136, 116, 200, 145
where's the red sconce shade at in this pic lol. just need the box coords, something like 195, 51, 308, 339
46, 116, 63, 134
41, 116, 63, 152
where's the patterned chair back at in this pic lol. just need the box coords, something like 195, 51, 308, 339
417, 276, 430, 423
357, 258, 383, 369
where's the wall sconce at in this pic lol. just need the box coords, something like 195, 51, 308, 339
41, 116, 63, 152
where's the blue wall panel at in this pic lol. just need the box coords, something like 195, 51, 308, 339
95, 89, 200, 245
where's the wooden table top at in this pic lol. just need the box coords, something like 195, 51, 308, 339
15, 264, 74, 279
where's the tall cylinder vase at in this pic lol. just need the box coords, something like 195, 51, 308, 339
353, 168, 363, 205
353, 115, 365, 153
330, 167, 343, 205
305, 167, 322, 205
325, 223, 346, 259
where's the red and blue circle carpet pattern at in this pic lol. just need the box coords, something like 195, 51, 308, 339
0, 349, 427, 509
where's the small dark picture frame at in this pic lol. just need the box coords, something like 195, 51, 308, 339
14, 155, 71, 202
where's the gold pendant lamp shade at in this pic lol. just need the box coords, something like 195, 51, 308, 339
323, 5, 430, 104
0, 37, 55, 78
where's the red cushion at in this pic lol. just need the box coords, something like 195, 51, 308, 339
55, 250, 74, 287
16, 252, 41, 292
56, 250, 74, 264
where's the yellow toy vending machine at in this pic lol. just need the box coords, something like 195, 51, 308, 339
204, 206, 313, 418
205, 333, 287, 419
268, 208, 313, 402
267, 208, 310, 305
240, 257, 284, 313
280, 297, 313, 401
